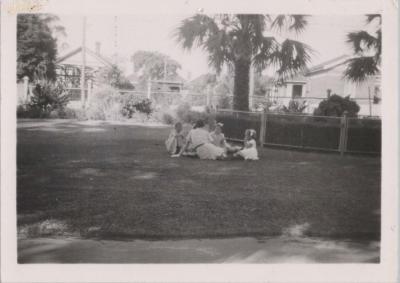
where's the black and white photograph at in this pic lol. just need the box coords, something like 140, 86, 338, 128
1, 0, 398, 282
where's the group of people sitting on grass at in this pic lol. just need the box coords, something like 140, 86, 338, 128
165, 119, 259, 161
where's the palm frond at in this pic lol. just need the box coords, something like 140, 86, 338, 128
344, 56, 379, 83
252, 36, 279, 72
347, 31, 378, 54
270, 15, 286, 32
247, 15, 268, 51
366, 14, 381, 24
174, 14, 219, 50
270, 39, 313, 82
270, 15, 308, 34
375, 28, 382, 59
204, 30, 234, 73
288, 15, 309, 33
344, 14, 381, 83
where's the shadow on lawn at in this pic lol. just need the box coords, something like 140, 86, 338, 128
18, 119, 168, 131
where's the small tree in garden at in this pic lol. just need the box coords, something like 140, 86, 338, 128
20, 80, 70, 118
175, 14, 312, 111
313, 94, 360, 117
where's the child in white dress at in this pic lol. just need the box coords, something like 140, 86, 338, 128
234, 129, 259, 160
209, 123, 239, 154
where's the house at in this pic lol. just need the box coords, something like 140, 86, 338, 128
275, 55, 381, 116
55, 44, 114, 101
150, 79, 185, 93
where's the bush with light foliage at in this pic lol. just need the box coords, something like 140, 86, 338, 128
84, 85, 122, 120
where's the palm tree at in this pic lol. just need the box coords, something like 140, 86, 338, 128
174, 14, 312, 111
345, 14, 381, 82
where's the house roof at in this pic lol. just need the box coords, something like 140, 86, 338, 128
152, 80, 184, 85
187, 73, 217, 89
285, 74, 307, 83
56, 47, 113, 68
305, 54, 351, 76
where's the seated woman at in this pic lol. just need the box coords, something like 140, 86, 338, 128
173, 120, 226, 160
165, 122, 186, 155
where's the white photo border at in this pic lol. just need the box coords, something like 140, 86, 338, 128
1, 0, 398, 282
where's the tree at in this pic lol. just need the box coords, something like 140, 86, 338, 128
175, 14, 312, 111
344, 14, 381, 82
97, 65, 135, 90
131, 51, 182, 89
17, 14, 64, 81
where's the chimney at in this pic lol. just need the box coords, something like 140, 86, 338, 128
95, 42, 101, 55
326, 89, 332, 98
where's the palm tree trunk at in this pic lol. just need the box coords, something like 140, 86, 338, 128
233, 58, 250, 111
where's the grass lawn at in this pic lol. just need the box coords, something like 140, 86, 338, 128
17, 119, 381, 240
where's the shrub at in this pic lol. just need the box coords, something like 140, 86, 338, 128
78, 87, 155, 121
85, 85, 122, 120
61, 107, 79, 119
175, 103, 215, 126
133, 98, 153, 117
373, 95, 381, 104
175, 102, 192, 123
161, 112, 175, 125
17, 105, 33, 118
281, 100, 308, 114
313, 94, 360, 117
153, 108, 177, 125
18, 80, 70, 118
47, 107, 78, 119
73, 108, 89, 121
120, 94, 153, 119
120, 94, 139, 118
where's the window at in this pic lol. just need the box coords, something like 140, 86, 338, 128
292, 85, 303, 98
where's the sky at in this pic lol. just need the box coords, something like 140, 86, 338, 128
56, 14, 369, 80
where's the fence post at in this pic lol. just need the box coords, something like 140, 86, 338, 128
206, 88, 210, 106
343, 113, 349, 153
147, 80, 152, 100
23, 76, 29, 102
28, 84, 34, 100
339, 111, 349, 156
259, 110, 267, 146
87, 79, 92, 104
